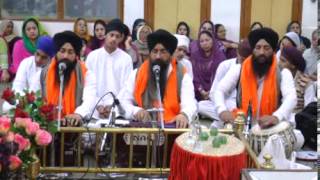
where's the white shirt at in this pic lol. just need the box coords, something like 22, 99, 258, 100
209, 58, 238, 119
118, 63, 197, 122
214, 65, 297, 121
86, 47, 133, 105
179, 58, 193, 79
303, 47, 318, 75
12, 56, 42, 94
74, 69, 97, 117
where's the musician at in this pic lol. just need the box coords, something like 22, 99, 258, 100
214, 28, 297, 129
119, 29, 197, 128
40, 31, 97, 126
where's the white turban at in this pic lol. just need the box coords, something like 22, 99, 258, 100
174, 34, 190, 49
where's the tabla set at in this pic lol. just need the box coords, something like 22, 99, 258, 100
249, 121, 297, 158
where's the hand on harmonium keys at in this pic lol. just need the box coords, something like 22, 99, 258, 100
168, 113, 188, 128
96, 105, 112, 118
258, 115, 279, 129
134, 109, 152, 122
62, 113, 83, 127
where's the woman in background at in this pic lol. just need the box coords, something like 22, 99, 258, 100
10, 17, 47, 76
215, 24, 238, 59
132, 25, 152, 65
73, 18, 92, 43
131, 19, 146, 41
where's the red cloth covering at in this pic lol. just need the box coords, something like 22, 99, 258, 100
169, 142, 247, 180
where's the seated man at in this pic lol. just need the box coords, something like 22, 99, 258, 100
208, 39, 251, 128
13, 35, 55, 93
214, 28, 297, 129
119, 29, 197, 128
41, 31, 97, 126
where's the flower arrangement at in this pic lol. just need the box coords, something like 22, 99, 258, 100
0, 88, 57, 178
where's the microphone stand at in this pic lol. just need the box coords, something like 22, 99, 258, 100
142, 75, 166, 180
45, 73, 65, 179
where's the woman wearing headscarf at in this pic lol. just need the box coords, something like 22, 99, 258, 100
189, 20, 218, 55
10, 17, 48, 76
132, 25, 152, 65
131, 19, 146, 41
287, 21, 311, 51
215, 24, 238, 59
0, 20, 20, 46
0, 20, 21, 69
85, 19, 106, 56
73, 18, 92, 43
190, 30, 226, 103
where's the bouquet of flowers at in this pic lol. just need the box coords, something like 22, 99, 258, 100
0, 88, 57, 178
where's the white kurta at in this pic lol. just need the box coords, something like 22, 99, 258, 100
179, 58, 193, 79
74, 69, 97, 117
86, 47, 133, 105
12, 56, 42, 94
118, 63, 197, 122
303, 47, 318, 75
214, 64, 297, 122
198, 58, 238, 127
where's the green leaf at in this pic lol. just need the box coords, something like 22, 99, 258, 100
48, 121, 58, 134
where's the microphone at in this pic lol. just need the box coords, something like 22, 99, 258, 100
114, 98, 126, 116
152, 64, 161, 81
58, 62, 67, 75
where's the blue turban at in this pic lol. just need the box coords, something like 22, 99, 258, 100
36, 35, 55, 58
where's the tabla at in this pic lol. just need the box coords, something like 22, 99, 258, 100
249, 121, 296, 158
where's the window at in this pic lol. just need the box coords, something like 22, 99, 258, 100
0, 0, 123, 20
1, 0, 57, 18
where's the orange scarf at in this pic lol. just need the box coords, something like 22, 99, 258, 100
239, 55, 278, 119
134, 59, 185, 123
45, 58, 87, 116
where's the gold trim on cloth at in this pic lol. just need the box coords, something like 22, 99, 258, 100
176, 132, 245, 156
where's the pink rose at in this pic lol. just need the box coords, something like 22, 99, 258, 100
14, 134, 30, 151
5, 132, 15, 142
26, 122, 40, 135
9, 155, 22, 170
14, 117, 32, 128
35, 130, 52, 146
0, 116, 11, 134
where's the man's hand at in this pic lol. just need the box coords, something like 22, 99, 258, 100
96, 105, 112, 118
134, 109, 151, 121
169, 113, 188, 128
62, 113, 82, 126
219, 111, 234, 123
1, 69, 10, 82
258, 115, 279, 129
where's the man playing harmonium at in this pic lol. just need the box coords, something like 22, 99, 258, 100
119, 29, 197, 128
41, 31, 97, 127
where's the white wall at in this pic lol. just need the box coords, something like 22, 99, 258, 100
123, 0, 144, 32
301, 0, 318, 39
211, 0, 241, 42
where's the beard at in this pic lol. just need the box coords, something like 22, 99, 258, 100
55, 58, 77, 86
252, 54, 273, 77
150, 59, 170, 100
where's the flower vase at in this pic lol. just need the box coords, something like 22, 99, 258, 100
26, 153, 40, 180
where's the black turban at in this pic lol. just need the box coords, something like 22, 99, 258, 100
248, 28, 279, 51
147, 29, 177, 55
53, 31, 82, 56
106, 19, 126, 35
281, 46, 306, 72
